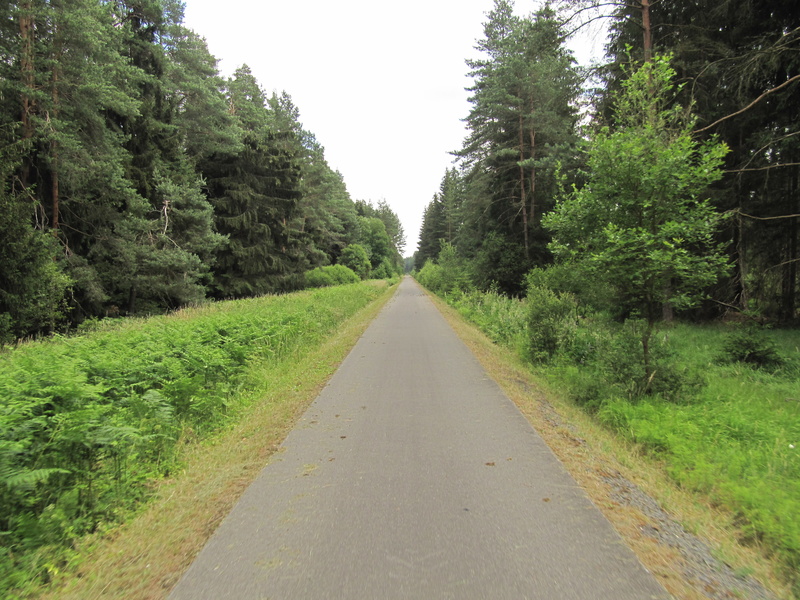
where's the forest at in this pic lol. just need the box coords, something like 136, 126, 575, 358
417, 0, 800, 323
0, 0, 405, 344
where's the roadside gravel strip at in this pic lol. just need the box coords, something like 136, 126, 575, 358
169, 277, 671, 599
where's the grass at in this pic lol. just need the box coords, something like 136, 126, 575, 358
597, 323, 800, 589
2, 280, 397, 599
424, 283, 798, 599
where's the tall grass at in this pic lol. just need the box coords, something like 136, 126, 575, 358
451, 289, 528, 350
0, 282, 389, 597
598, 324, 800, 588
422, 280, 800, 595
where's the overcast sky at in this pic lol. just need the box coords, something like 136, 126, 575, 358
181, 0, 607, 255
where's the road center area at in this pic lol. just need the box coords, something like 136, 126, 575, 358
169, 277, 670, 599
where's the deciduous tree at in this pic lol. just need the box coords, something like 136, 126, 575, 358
545, 57, 729, 379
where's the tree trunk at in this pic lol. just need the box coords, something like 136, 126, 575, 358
734, 179, 750, 311
641, 308, 657, 394
128, 286, 137, 315
529, 129, 536, 232
662, 283, 674, 322
51, 143, 60, 232
518, 112, 529, 260
19, 3, 35, 188
782, 170, 798, 321
51, 58, 61, 233
641, 0, 653, 63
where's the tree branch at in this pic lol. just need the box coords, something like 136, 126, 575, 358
734, 131, 800, 172
694, 73, 800, 134
766, 258, 800, 272
738, 210, 800, 221
726, 162, 800, 174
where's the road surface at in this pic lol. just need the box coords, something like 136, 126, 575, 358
169, 277, 671, 599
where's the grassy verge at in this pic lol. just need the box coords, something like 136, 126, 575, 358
1, 280, 397, 599
427, 286, 796, 599
595, 324, 799, 583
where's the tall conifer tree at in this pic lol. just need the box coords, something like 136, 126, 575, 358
458, 1, 580, 292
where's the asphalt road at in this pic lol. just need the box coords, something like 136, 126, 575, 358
169, 277, 671, 599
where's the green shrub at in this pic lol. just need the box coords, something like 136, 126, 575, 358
415, 243, 472, 296
371, 257, 396, 280
525, 263, 614, 313
305, 264, 359, 288
339, 244, 371, 279
560, 321, 604, 366
305, 268, 335, 288
452, 288, 527, 349
599, 319, 704, 401
525, 284, 577, 363
416, 260, 444, 292
328, 264, 360, 285
720, 325, 784, 369
558, 364, 608, 412
0, 207, 72, 344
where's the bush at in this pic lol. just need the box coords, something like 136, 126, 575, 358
436, 242, 472, 295
305, 264, 359, 288
416, 244, 472, 296
416, 260, 444, 293
0, 194, 72, 343
452, 287, 527, 349
525, 284, 577, 363
339, 244, 371, 279
525, 263, 614, 314
371, 257, 396, 280
558, 364, 608, 413
305, 268, 335, 288
598, 319, 705, 401
720, 325, 784, 369
471, 231, 528, 295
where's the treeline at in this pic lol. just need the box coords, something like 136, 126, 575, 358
416, 0, 800, 322
0, 1, 404, 344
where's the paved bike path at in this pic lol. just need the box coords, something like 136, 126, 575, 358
169, 277, 671, 599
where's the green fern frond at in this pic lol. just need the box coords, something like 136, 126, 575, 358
4, 468, 71, 491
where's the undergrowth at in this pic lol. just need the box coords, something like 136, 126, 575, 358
0, 282, 388, 598
421, 279, 800, 596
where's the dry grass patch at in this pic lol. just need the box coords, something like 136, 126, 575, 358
39, 283, 397, 600
426, 290, 790, 600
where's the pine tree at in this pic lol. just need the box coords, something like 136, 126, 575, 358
0, 143, 70, 342
416, 168, 463, 266
297, 135, 358, 266
416, 196, 447, 267
457, 2, 581, 292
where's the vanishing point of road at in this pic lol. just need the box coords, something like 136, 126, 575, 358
169, 277, 671, 599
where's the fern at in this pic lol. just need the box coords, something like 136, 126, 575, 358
0, 282, 388, 595
3, 467, 70, 491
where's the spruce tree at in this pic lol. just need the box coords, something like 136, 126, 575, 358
203, 67, 304, 297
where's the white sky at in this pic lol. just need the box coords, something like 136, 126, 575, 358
181, 0, 607, 255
